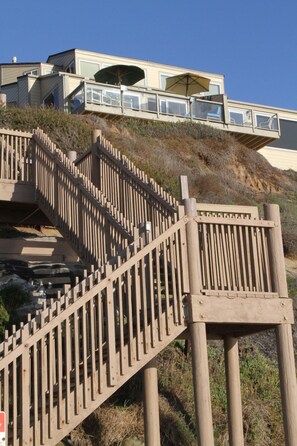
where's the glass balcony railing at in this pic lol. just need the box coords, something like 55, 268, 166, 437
229, 107, 279, 132
69, 82, 279, 134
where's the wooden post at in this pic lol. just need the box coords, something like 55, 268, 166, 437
20, 325, 31, 446
0, 94, 6, 108
91, 129, 101, 188
139, 221, 160, 446
67, 150, 77, 162
264, 203, 297, 446
143, 358, 160, 446
179, 175, 189, 202
184, 197, 214, 446
224, 336, 244, 446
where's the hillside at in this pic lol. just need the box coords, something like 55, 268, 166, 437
1, 107, 297, 445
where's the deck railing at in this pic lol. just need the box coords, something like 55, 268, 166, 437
33, 129, 136, 267
196, 215, 275, 295
75, 131, 178, 237
70, 81, 225, 124
0, 128, 33, 182
0, 218, 187, 446
0, 205, 285, 445
0, 128, 293, 445
69, 81, 280, 135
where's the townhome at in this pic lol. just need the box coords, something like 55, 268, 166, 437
1, 48, 296, 169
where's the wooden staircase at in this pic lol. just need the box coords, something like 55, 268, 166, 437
0, 127, 297, 446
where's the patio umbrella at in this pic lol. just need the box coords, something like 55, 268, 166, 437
94, 64, 145, 86
165, 72, 210, 96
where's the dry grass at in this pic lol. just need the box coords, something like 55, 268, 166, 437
80, 115, 297, 256
71, 405, 144, 446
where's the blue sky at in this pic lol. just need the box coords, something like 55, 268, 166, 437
1, 0, 296, 110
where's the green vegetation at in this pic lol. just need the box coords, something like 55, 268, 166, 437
69, 343, 284, 446
0, 284, 31, 339
0, 106, 93, 152
1, 107, 296, 445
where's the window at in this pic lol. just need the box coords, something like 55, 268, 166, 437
43, 87, 59, 109
160, 73, 172, 90
43, 68, 54, 75
200, 83, 221, 97
23, 69, 38, 76
79, 60, 101, 79
268, 119, 296, 149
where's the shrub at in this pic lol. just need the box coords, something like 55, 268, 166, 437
0, 284, 31, 339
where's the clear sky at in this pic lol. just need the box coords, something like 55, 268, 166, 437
1, 0, 296, 110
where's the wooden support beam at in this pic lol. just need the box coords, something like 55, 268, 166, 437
91, 129, 102, 187
186, 295, 293, 325
179, 175, 189, 201
264, 204, 297, 446
276, 324, 297, 446
224, 336, 244, 446
184, 197, 214, 446
143, 358, 160, 446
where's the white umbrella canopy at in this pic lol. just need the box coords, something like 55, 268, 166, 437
165, 72, 210, 96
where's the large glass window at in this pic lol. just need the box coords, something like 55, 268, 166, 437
268, 119, 297, 149
200, 83, 221, 96
79, 60, 101, 79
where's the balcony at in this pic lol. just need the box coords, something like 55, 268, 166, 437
68, 81, 280, 150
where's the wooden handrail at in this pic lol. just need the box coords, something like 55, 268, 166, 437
0, 128, 33, 182
0, 219, 188, 445
33, 128, 137, 267
75, 131, 178, 236
0, 127, 293, 446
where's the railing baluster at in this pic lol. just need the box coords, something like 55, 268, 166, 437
20, 324, 31, 446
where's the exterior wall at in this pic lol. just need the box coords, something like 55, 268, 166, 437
28, 76, 41, 106
73, 49, 225, 92
1, 83, 18, 104
0, 64, 40, 85
18, 76, 30, 106
230, 99, 297, 170
40, 63, 57, 76
66, 76, 83, 94
47, 50, 75, 71
258, 147, 297, 171
40, 75, 59, 99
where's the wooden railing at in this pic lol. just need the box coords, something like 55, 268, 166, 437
196, 215, 275, 295
0, 219, 187, 446
0, 206, 286, 445
0, 128, 33, 182
33, 129, 137, 267
75, 131, 178, 236
0, 128, 293, 445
